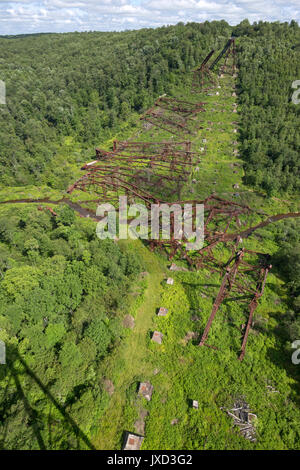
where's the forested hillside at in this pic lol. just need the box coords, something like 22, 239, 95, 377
0, 22, 231, 187
236, 20, 300, 194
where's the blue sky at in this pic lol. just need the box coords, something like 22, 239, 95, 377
0, 0, 299, 35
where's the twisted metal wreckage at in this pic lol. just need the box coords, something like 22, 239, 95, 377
139, 96, 206, 136
67, 39, 300, 360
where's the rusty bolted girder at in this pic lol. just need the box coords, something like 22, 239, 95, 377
192, 49, 218, 92
113, 139, 195, 157
140, 97, 205, 136
67, 146, 196, 202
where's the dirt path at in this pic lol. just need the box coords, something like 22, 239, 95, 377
92, 240, 166, 449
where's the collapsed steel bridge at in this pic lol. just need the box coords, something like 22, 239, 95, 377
67, 144, 197, 201
198, 246, 271, 360
113, 139, 195, 159
67, 153, 300, 359
66, 71, 300, 359
154, 96, 206, 116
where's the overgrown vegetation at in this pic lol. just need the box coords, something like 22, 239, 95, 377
0, 22, 231, 187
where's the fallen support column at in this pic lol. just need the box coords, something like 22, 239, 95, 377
199, 249, 245, 348
239, 265, 271, 361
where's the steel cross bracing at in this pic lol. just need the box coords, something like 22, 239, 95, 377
66, 72, 300, 359
140, 98, 205, 136
209, 37, 236, 73
67, 160, 300, 359
192, 49, 218, 92
113, 140, 197, 161
147, 196, 300, 269
147, 194, 254, 264
67, 146, 197, 202
218, 39, 237, 76
192, 38, 237, 92
198, 247, 272, 361
154, 96, 206, 116
93, 147, 195, 168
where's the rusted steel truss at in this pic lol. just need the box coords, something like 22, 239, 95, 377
112, 140, 197, 162
218, 39, 237, 76
140, 108, 199, 136
148, 196, 300, 269
192, 38, 236, 92
209, 38, 236, 73
199, 247, 272, 360
154, 96, 206, 116
93, 148, 195, 173
147, 194, 254, 266
68, 147, 196, 201
66, 157, 300, 360
113, 140, 191, 152
140, 97, 205, 136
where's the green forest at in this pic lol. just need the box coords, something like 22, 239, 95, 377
0, 20, 299, 450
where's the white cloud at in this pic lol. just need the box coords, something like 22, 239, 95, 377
0, 1, 298, 35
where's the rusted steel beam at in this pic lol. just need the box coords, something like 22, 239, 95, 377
192, 67, 217, 92
115, 140, 189, 151
92, 148, 195, 167
198, 248, 272, 359
197, 50, 215, 70
114, 140, 196, 158
192, 50, 217, 92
